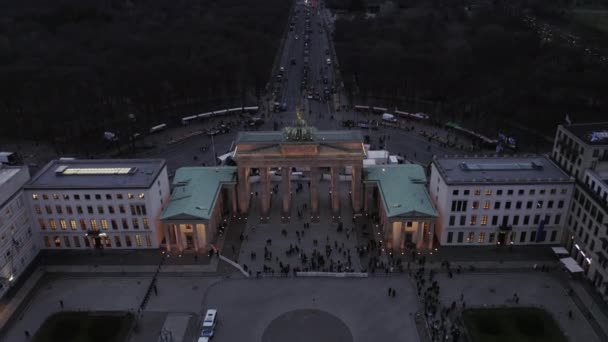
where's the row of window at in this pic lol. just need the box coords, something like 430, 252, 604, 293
446, 229, 558, 244
43, 234, 151, 248
34, 204, 147, 216
573, 188, 606, 224
38, 218, 149, 231
450, 199, 565, 212
32, 192, 145, 201
448, 213, 561, 227
451, 188, 568, 197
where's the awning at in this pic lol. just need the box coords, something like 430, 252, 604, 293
560, 257, 584, 273
551, 247, 569, 255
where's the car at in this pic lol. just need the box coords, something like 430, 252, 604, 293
206, 129, 219, 136
201, 309, 217, 338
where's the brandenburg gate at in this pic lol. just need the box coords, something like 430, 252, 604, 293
233, 115, 365, 221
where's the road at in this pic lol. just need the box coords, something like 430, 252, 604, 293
138, 0, 485, 177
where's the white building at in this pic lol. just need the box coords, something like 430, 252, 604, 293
0, 165, 38, 299
430, 155, 574, 246
553, 122, 608, 298
24, 159, 170, 250
552, 122, 608, 182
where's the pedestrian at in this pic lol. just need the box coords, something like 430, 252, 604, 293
388, 287, 392, 296
154, 284, 158, 296
194, 254, 198, 262
24, 330, 30, 339
392, 289, 397, 298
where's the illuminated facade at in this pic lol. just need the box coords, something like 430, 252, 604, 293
24, 159, 170, 250
0, 165, 37, 299
430, 155, 574, 246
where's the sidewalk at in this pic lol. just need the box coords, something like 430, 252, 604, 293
0, 268, 45, 334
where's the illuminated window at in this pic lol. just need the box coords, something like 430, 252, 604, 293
474, 189, 481, 196
483, 201, 490, 209
128, 193, 134, 199
54, 236, 61, 247
481, 215, 488, 225
139, 193, 145, 199
38, 219, 46, 230
472, 201, 479, 209
70, 219, 77, 230
32, 194, 39, 200
52, 194, 59, 200
478, 232, 486, 243
101, 219, 108, 230
49, 220, 57, 230
135, 234, 142, 247
467, 232, 474, 242
132, 218, 139, 229
143, 218, 149, 229
90, 219, 98, 230
485, 189, 492, 195
470, 215, 477, 225
60, 219, 67, 230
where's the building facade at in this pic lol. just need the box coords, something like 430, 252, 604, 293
0, 166, 38, 299
24, 159, 170, 250
161, 167, 238, 253
553, 122, 608, 298
430, 155, 574, 246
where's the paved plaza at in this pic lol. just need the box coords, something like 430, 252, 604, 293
2, 267, 606, 342
238, 179, 366, 275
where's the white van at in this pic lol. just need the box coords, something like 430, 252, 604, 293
200, 309, 217, 338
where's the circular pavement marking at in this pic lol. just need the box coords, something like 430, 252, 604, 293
262, 309, 353, 342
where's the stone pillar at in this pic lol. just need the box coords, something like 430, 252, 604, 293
428, 222, 435, 249
259, 167, 271, 217
416, 221, 425, 249
237, 167, 251, 214
231, 186, 238, 213
176, 225, 184, 252
310, 167, 320, 218
164, 224, 172, 250
351, 165, 362, 212
392, 221, 402, 252
192, 223, 200, 252
330, 167, 340, 214
282, 167, 291, 215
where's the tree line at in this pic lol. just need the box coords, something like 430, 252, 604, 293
332, 0, 608, 143
0, 0, 290, 153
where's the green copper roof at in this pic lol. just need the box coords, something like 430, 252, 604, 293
236, 130, 362, 144
161, 167, 236, 220
364, 164, 438, 218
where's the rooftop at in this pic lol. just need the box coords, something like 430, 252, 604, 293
433, 155, 572, 185
236, 129, 362, 144
364, 164, 438, 218
0, 165, 30, 206
562, 122, 608, 145
161, 167, 237, 221
25, 159, 166, 189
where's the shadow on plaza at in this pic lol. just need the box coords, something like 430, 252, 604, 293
39, 249, 211, 266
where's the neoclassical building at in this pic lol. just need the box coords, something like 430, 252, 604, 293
159, 117, 439, 252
